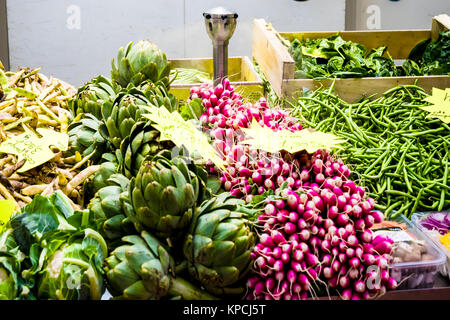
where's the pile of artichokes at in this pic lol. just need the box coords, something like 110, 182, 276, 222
0, 40, 257, 301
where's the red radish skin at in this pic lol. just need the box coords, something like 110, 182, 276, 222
354, 280, 366, 293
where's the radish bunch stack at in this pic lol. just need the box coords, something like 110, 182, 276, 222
188, 79, 396, 300
189, 79, 301, 200
246, 150, 397, 300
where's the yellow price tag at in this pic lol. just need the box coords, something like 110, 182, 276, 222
0, 200, 16, 231
240, 119, 346, 154
422, 88, 450, 124
0, 127, 69, 172
143, 106, 226, 171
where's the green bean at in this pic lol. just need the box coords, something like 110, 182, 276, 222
292, 84, 450, 217
385, 201, 403, 218
438, 159, 449, 212
403, 166, 413, 194
390, 202, 413, 219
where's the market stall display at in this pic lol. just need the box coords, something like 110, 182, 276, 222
0, 8, 449, 301
252, 15, 450, 101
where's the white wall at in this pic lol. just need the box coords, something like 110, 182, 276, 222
350, 0, 449, 30
184, 0, 346, 58
7, 0, 346, 87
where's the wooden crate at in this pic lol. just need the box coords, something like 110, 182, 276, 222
252, 15, 450, 102
168, 56, 263, 102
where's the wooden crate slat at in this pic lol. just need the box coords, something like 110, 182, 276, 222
282, 76, 450, 102
252, 19, 295, 96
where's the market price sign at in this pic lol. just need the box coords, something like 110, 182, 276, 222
239, 119, 346, 154
0, 200, 16, 232
143, 105, 226, 171
0, 128, 69, 172
422, 87, 450, 124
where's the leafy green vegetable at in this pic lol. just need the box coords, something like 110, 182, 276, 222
287, 34, 401, 79
0, 229, 33, 300
30, 228, 107, 300
10, 191, 76, 253
179, 97, 204, 121
170, 68, 211, 85
403, 30, 450, 76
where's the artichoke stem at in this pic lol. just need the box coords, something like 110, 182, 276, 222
174, 260, 187, 275
168, 276, 217, 300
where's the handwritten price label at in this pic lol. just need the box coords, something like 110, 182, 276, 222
422, 88, 450, 124
240, 119, 346, 154
0, 128, 68, 172
143, 106, 226, 170
0, 200, 16, 231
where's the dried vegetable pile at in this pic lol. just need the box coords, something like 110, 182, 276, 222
0, 39, 420, 301
0, 63, 104, 211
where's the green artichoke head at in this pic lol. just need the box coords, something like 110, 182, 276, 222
104, 231, 173, 300
129, 154, 205, 241
138, 80, 178, 113
88, 174, 138, 243
88, 161, 119, 195
101, 88, 150, 150
183, 193, 256, 295
66, 113, 109, 163
70, 75, 119, 120
118, 121, 173, 179
111, 40, 171, 88
35, 228, 107, 300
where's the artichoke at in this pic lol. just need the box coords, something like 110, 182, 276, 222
32, 228, 107, 300
66, 113, 110, 164
118, 121, 174, 179
111, 40, 171, 88
138, 80, 178, 113
101, 87, 150, 149
88, 173, 138, 243
70, 75, 119, 120
104, 230, 215, 300
183, 192, 256, 295
87, 161, 119, 195
129, 154, 208, 241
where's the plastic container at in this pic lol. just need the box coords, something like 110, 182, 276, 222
411, 211, 450, 281
374, 214, 446, 290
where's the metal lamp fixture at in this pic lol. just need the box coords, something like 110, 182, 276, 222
203, 7, 238, 87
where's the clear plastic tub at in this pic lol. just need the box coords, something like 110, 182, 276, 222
411, 211, 450, 281
374, 214, 446, 290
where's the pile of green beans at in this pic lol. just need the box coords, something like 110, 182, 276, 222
289, 84, 450, 219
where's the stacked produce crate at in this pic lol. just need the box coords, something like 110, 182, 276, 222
252, 14, 450, 102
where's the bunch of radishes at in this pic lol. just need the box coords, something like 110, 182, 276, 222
246, 150, 397, 300
189, 79, 397, 300
189, 79, 301, 200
